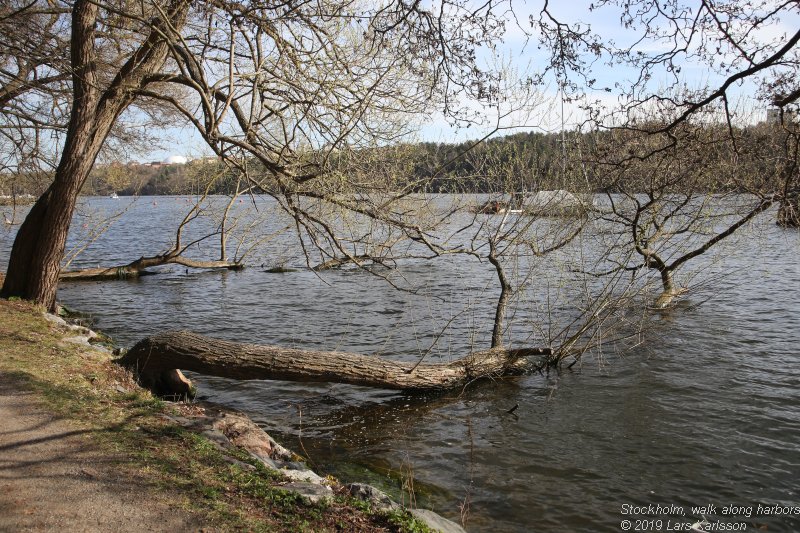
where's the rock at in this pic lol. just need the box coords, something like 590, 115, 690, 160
409, 509, 467, 533
280, 482, 333, 504
282, 461, 310, 471
156, 407, 343, 506
211, 413, 275, 460
199, 428, 232, 449
347, 483, 399, 512
253, 454, 280, 470
280, 467, 325, 484
44, 313, 69, 327
63, 336, 92, 347
201, 411, 325, 482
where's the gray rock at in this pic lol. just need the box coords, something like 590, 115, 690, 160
283, 461, 311, 471
199, 429, 232, 449
347, 483, 399, 512
63, 335, 92, 347
279, 467, 325, 484
409, 508, 467, 533
267, 438, 295, 461
280, 482, 333, 504
44, 313, 68, 327
252, 454, 280, 471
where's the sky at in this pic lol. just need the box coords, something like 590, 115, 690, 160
142, 0, 800, 162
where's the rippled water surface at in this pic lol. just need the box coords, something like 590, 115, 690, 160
2, 196, 799, 532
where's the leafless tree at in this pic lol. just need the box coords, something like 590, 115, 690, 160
578, 117, 776, 307
532, 0, 799, 219
0, 0, 523, 310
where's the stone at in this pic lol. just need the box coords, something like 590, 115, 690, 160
252, 454, 280, 471
409, 508, 467, 533
212, 413, 275, 459
347, 483, 399, 512
199, 429, 231, 450
280, 482, 333, 504
44, 313, 69, 327
279, 468, 325, 484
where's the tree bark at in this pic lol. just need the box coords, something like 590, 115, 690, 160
119, 330, 553, 393
777, 193, 799, 227
653, 268, 683, 308
488, 240, 512, 348
0, 0, 101, 310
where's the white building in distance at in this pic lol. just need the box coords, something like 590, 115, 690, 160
163, 155, 188, 165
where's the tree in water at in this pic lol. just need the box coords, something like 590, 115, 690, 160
586, 118, 776, 307
0, 0, 518, 310
532, 0, 800, 228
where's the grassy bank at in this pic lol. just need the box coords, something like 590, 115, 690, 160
0, 298, 431, 532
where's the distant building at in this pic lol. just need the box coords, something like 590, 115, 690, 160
767, 108, 797, 125
163, 155, 188, 165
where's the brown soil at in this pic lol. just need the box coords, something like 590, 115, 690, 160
0, 372, 209, 532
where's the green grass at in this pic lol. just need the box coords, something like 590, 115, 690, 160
0, 298, 433, 533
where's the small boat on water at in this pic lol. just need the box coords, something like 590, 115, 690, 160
109, 192, 119, 199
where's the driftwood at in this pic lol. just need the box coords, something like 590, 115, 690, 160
312, 254, 389, 271
119, 330, 553, 394
60, 254, 243, 281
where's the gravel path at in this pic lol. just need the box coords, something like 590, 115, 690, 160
0, 373, 208, 532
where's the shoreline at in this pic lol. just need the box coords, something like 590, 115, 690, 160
0, 297, 466, 532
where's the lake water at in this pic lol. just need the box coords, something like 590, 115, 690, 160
2, 196, 799, 532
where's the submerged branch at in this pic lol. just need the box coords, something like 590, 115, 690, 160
59, 254, 243, 281
311, 254, 393, 272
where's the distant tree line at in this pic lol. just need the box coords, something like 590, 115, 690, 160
4, 121, 791, 199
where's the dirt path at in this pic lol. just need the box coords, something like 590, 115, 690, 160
0, 373, 208, 532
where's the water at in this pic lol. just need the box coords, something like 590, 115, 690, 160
2, 196, 799, 532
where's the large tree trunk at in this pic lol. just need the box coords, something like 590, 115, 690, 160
1, 0, 190, 310
119, 330, 553, 393
0, 188, 53, 300
0, 0, 102, 310
654, 268, 678, 308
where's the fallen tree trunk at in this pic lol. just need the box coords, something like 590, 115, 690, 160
119, 330, 553, 394
60, 254, 243, 281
